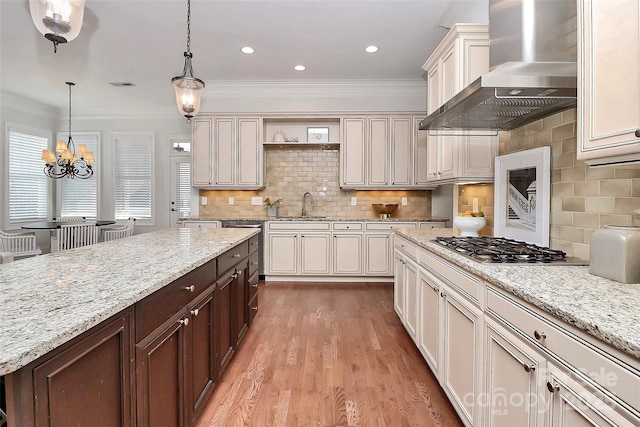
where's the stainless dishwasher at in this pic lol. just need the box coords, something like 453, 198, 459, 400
220, 220, 264, 279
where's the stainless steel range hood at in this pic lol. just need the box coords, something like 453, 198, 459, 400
420, 0, 577, 131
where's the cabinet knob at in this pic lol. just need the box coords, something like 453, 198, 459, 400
440, 291, 445, 298
178, 318, 189, 326
433, 286, 439, 293
232, 273, 238, 279
232, 253, 241, 258
546, 381, 560, 393
523, 363, 535, 373
251, 242, 258, 246
533, 330, 546, 340
251, 306, 258, 311
191, 308, 199, 316
185, 285, 195, 292
635, 129, 640, 138
251, 283, 258, 288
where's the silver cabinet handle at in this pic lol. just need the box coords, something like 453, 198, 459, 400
251, 284, 258, 288
251, 262, 258, 266
232, 253, 241, 258
547, 381, 559, 393
178, 318, 189, 326
635, 129, 640, 137
432, 286, 438, 293
236, 270, 242, 276
523, 363, 535, 373
251, 307, 258, 311
534, 330, 546, 340
251, 242, 258, 246
191, 308, 199, 316
185, 285, 195, 292
231, 273, 238, 279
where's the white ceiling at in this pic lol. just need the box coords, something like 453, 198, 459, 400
0, 0, 488, 116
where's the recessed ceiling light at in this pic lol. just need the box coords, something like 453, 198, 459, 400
241, 46, 255, 54
365, 45, 379, 53
294, 65, 306, 71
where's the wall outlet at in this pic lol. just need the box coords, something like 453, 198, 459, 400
228, 197, 234, 205
351, 197, 357, 206
200, 196, 208, 206
473, 197, 479, 212
401, 197, 408, 206
251, 196, 263, 206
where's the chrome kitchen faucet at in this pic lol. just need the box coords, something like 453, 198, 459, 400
302, 192, 314, 217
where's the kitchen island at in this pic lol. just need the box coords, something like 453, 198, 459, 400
393, 227, 640, 427
0, 227, 260, 427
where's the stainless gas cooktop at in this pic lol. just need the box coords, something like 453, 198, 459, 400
434, 236, 588, 265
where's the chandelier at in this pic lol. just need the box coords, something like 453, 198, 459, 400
29, 0, 86, 53
171, 0, 205, 123
42, 82, 94, 179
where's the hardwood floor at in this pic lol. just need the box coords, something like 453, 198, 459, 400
194, 282, 463, 427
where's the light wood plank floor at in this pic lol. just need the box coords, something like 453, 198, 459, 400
194, 282, 463, 427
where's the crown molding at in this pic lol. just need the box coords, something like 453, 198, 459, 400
1, 91, 61, 117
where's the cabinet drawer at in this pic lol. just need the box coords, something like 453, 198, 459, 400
248, 250, 259, 276
248, 293, 258, 325
366, 221, 417, 230
333, 222, 362, 230
218, 241, 249, 276
136, 260, 216, 341
486, 287, 640, 412
395, 236, 417, 262
248, 271, 259, 300
248, 234, 260, 253
419, 248, 480, 304
419, 222, 445, 229
268, 221, 331, 231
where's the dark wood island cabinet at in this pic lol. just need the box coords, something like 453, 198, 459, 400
0, 228, 260, 427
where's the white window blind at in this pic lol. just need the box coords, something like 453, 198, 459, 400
114, 133, 153, 220
8, 129, 49, 223
59, 132, 99, 218
175, 161, 191, 218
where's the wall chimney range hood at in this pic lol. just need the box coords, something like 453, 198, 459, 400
420, 0, 577, 131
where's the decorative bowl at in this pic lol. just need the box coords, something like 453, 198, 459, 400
372, 203, 399, 218
453, 216, 486, 237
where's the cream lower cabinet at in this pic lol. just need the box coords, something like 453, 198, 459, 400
300, 233, 331, 274
577, 0, 640, 166
333, 233, 362, 275
267, 232, 298, 274
267, 231, 331, 275
393, 236, 418, 341
365, 233, 391, 275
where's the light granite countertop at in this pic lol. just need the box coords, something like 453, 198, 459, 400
0, 227, 259, 376
395, 228, 640, 360
182, 216, 449, 222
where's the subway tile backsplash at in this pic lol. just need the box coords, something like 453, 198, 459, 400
199, 147, 433, 219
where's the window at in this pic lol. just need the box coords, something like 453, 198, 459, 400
8, 126, 50, 223
113, 132, 154, 220
58, 132, 99, 218
172, 159, 191, 218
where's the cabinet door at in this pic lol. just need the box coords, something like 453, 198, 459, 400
213, 117, 235, 186
441, 287, 483, 427
426, 62, 441, 114
341, 118, 366, 187
441, 43, 458, 105
546, 364, 637, 427
393, 252, 405, 318
267, 233, 298, 274
237, 117, 262, 187
438, 135, 458, 180
333, 233, 362, 274
390, 117, 412, 186
403, 258, 419, 342
414, 118, 429, 186
485, 319, 545, 427
192, 117, 213, 186
458, 132, 497, 180
365, 233, 391, 275
300, 233, 331, 274
367, 117, 389, 186
28, 311, 135, 427
216, 273, 234, 377
578, 0, 640, 164
418, 271, 440, 373
186, 288, 216, 424
233, 260, 249, 346
136, 310, 188, 427
426, 134, 440, 182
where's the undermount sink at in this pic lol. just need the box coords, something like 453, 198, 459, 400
275, 216, 328, 220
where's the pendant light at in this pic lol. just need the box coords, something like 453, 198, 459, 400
42, 82, 95, 179
29, 0, 86, 53
171, 0, 205, 124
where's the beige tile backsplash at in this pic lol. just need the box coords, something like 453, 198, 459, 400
497, 108, 640, 260
199, 147, 433, 219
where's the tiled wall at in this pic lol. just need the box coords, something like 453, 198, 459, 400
199, 147, 433, 219
496, 108, 640, 260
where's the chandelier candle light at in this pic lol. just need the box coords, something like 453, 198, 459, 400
171, 0, 205, 123
29, 0, 86, 53
42, 82, 94, 179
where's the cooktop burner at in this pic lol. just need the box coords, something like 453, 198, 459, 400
434, 236, 588, 265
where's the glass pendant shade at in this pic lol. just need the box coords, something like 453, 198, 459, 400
29, 0, 86, 52
172, 52, 205, 122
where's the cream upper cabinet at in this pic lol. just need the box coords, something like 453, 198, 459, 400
414, 117, 429, 186
577, 0, 640, 166
390, 117, 413, 187
341, 117, 367, 187
192, 115, 263, 189
423, 24, 497, 185
367, 117, 390, 186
